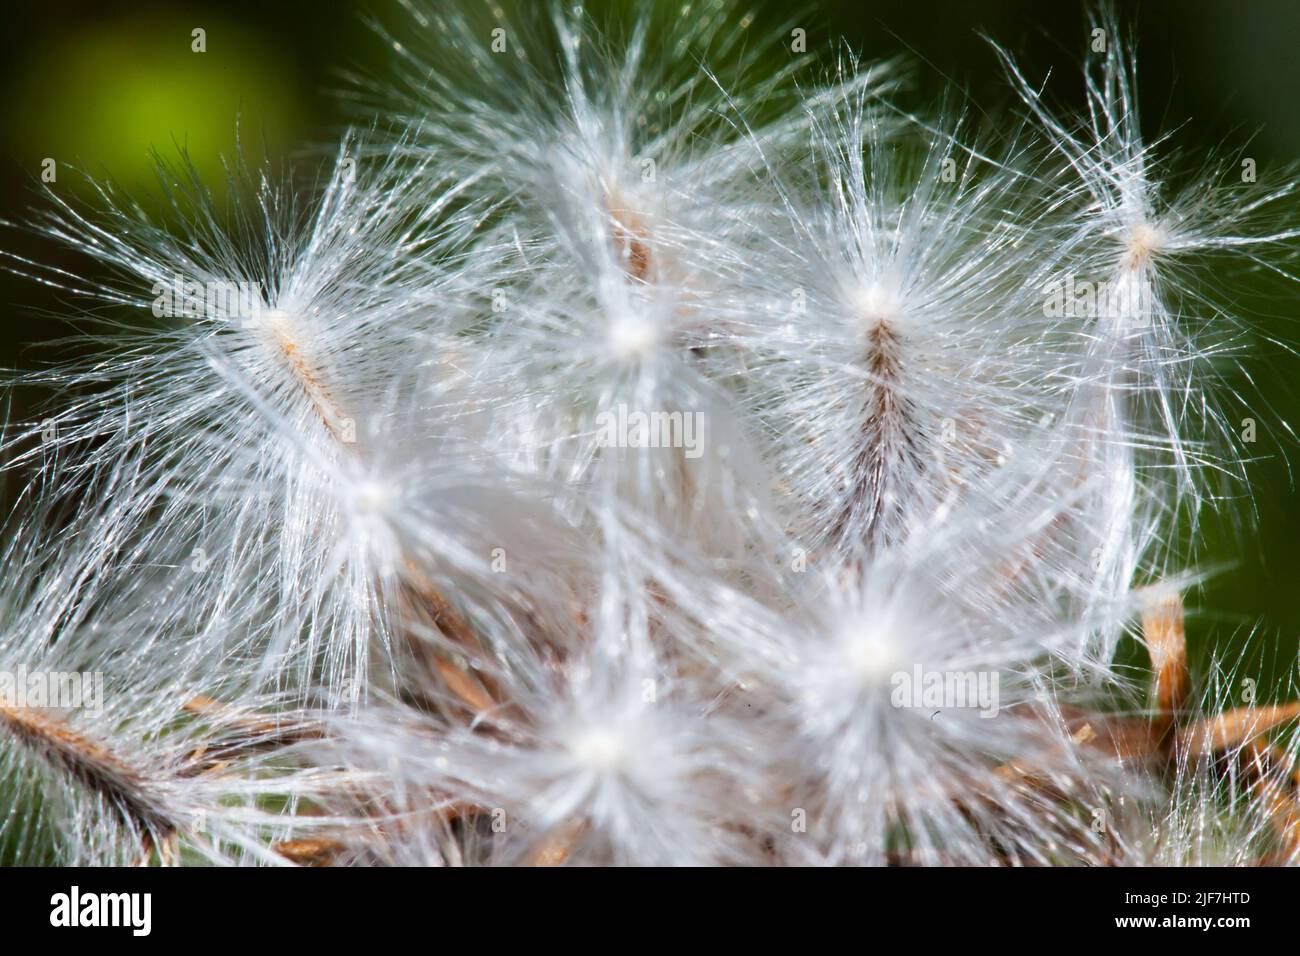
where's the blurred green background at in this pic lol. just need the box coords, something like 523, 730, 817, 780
0, 0, 1297, 694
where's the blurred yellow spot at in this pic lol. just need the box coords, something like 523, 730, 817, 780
6, 17, 305, 196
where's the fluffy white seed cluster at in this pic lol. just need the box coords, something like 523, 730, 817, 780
1, 2, 1298, 866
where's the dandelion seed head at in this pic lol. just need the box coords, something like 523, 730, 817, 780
851, 280, 906, 335
0, 0, 1293, 869
568, 727, 630, 774
606, 312, 662, 362
352, 478, 393, 516
840, 619, 903, 687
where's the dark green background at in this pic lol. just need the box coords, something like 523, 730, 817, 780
1, 0, 1296, 694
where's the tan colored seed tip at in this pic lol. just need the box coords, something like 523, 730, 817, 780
1140, 585, 1188, 737
1125, 221, 1166, 268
